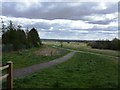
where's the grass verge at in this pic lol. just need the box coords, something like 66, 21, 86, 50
14, 52, 118, 88
2, 45, 69, 69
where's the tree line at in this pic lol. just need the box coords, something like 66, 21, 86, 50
87, 38, 120, 51
2, 21, 42, 52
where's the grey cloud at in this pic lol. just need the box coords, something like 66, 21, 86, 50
89, 17, 117, 25
95, 3, 118, 14
23, 22, 50, 29
1, 2, 118, 40
2, 2, 118, 20
87, 20, 113, 25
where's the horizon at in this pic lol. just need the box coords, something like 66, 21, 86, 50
40, 38, 118, 41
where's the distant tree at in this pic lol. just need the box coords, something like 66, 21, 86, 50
27, 27, 41, 47
111, 38, 119, 50
1, 18, 6, 34
7, 20, 14, 30
87, 38, 120, 51
60, 41, 63, 47
17, 25, 22, 30
67, 41, 70, 44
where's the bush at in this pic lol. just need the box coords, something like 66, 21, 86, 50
2, 21, 42, 52
87, 38, 120, 51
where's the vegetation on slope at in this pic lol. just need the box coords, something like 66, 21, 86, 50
14, 52, 118, 88
2, 45, 69, 69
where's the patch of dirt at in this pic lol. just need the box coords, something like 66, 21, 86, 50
34, 47, 60, 56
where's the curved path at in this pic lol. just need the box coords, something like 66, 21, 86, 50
13, 51, 75, 78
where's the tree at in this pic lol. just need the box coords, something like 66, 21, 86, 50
1, 18, 6, 34
27, 27, 41, 47
2, 21, 42, 52
111, 38, 119, 50
87, 38, 120, 51
2, 21, 27, 51
2, 21, 16, 44
17, 25, 26, 45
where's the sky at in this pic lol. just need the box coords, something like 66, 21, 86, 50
0, 0, 119, 40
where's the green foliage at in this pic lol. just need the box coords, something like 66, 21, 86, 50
87, 38, 120, 51
2, 21, 42, 51
27, 27, 41, 48
111, 38, 120, 50
2, 46, 69, 69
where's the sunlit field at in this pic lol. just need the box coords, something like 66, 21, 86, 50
42, 41, 119, 57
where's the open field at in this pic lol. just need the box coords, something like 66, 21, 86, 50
1, 1, 119, 89
43, 41, 119, 57
2, 41, 119, 88
14, 51, 118, 88
2, 45, 69, 69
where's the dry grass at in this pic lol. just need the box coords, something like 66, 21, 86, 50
34, 47, 59, 56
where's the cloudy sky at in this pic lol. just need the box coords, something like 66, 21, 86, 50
0, 0, 119, 40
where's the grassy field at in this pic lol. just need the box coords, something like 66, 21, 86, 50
43, 41, 119, 57
2, 45, 69, 69
13, 51, 118, 88
2, 41, 118, 88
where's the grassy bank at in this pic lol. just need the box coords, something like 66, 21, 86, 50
14, 52, 118, 88
2, 45, 69, 69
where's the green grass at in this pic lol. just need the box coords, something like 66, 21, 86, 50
2, 45, 69, 69
14, 52, 118, 88
63, 42, 119, 57
43, 41, 119, 57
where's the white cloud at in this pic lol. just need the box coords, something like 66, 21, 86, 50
85, 12, 117, 21
49, 27, 53, 30
67, 3, 81, 7
1, 0, 119, 2
106, 12, 118, 20
110, 21, 118, 26
1, 15, 118, 40
92, 2, 107, 10
70, 20, 94, 29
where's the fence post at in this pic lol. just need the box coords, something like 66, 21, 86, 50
7, 61, 13, 90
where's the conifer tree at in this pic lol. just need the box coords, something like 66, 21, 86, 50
27, 27, 41, 47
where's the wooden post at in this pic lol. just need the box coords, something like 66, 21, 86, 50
7, 61, 13, 90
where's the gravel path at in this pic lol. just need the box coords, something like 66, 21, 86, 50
13, 51, 75, 78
